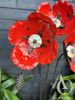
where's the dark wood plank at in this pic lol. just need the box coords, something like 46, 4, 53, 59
0, 8, 33, 20
0, 40, 13, 49
0, 49, 10, 58
0, 19, 16, 30
0, 0, 16, 8
0, 31, 8, 40
55, 36, 67, 43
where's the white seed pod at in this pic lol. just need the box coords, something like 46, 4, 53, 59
66, 45, 75, 58
28, 34, 42, 48
52, 18, 61, 28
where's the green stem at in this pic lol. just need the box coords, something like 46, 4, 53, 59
44, 64, 50, 100
38, 65, 42, 100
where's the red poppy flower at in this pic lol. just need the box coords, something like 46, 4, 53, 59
37, 1, 74, 36
8, 12, 58, 70
64, 33, 75, 72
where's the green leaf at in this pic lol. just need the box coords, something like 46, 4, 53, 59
57, 93, 73, 100
0, 78, 16, 91
64, 82, 71, 93
1, 75, 9, 81
4, 89, 20, 100
1, 70, 5, 75
50, 92, 57, 100
0, 69, 1, 83
24, 75, 33, 84
0, 91, 6, 100
73, 83, 75, 88
18, 93, 23, 100
59, 75, 75, 80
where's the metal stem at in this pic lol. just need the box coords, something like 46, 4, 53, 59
38, 65, 42, 100
57, 13, 61, 20
23, 36, 29, 39
28, 46, 34, 54
53, 53, 64, 80
49, 53, 64, 99
44, 64, 50, 100
38, 30, 42, 37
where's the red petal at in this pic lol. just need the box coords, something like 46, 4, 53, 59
44, 39, 58, 64
56, 28, 64, 37
8, 21, 29, 46
37, 2, 51, 16
28, 12, 57, 37
11, 44, 38, 70
35, 28, 58, 64
64, 33, 75, 46
63, 16, 75, 35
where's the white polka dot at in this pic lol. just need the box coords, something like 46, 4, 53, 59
25, 57, 28, 60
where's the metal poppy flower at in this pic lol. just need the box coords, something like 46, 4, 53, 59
64, 33, 75, 72
37, 1, 74, 36
8, 12, 58, 70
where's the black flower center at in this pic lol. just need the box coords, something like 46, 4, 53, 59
33, 39, 37, 44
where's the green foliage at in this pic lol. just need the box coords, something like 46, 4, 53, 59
0, 78, 16, 91
0, 69, 33, 100
57, 93, 73, 100
59, 75, 75, 80
50, 92, 57, 100
0, 69, 1, 83
4, 90, 20, 100
50, 74, 75, 100
24, 75, 33, 84
17, 93, 23, 100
